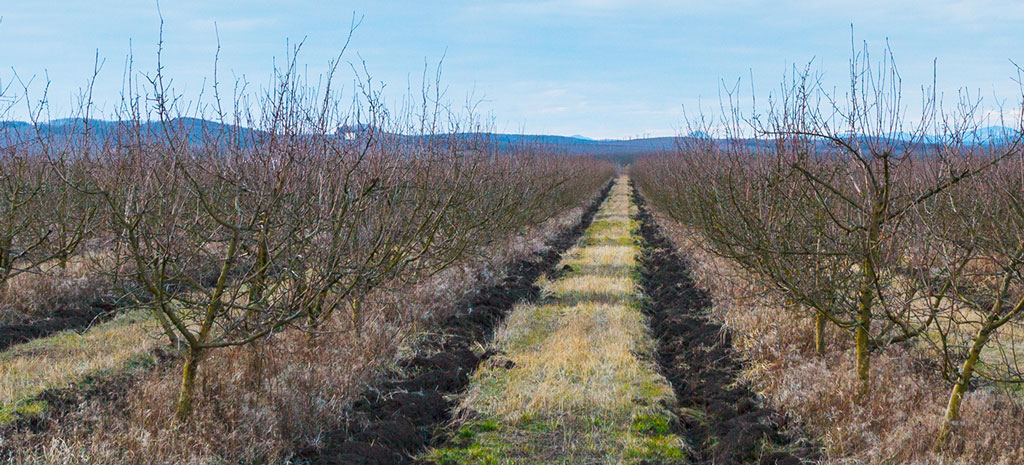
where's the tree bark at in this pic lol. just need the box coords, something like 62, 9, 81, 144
352, 297, 363, 339
174, 346, 203, 424
855, 197, 885, 402
855, 252, 877, 402
814, 310, 827, 356
935, 327, 989, 450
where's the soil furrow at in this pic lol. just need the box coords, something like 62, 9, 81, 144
632, 184, 818, 465
0, 302, 118, 353
296, 181, 613, 465
419, 175, 685, 464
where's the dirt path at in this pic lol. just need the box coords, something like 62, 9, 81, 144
632, 185, 818, 465
422, 177, 686, 464
295, 182, 612, 465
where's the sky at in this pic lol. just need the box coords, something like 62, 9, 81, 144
1, 1, 1023, 139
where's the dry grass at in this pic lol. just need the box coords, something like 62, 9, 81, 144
0, 259, 110, 325
426, 177, 685, 464
650, 209, 1024, 465
0, 311, 161, 423
2, 202, 589, 464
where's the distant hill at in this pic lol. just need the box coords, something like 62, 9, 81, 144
2, 118, 1018, 156
457, 133, 678, 155
965, 126, 1021, 145
0, 118, 680, 156
0, 121, 31, 130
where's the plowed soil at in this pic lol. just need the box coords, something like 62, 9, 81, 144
295, 182, 612, 465
632, 186, 818, 465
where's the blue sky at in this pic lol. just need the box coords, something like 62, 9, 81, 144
1, 1, 1023, 139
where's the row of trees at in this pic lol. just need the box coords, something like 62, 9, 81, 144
0, 50, 613, 423
634, 43, 1024, 448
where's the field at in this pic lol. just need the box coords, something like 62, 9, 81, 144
3, 23, 1024, 465
2, 112, 1024, 464
628, 50, 1024, 464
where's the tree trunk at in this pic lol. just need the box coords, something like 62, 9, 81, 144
814, 310, 827, 356
855, 201, 884, 403
0, 245, 11, 292
305, 291, 326, 345
855, 256, 876, 402
306, 314, 321, 345
174, 346, 203, 424
935, 328, 990, 449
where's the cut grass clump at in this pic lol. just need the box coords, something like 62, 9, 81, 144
431, 443, 502, 465
624, 433, 687, 461
424, 177, 686, 464
0, 399, 47, 424
631, 412, 671, 435
455, 420, 501, 440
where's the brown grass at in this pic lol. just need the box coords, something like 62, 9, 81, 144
4, 204, 589, 464
0, 311, 159, 423
651, 210, 1024, 465
0, 260, 109, 325
425, 177, 685, 464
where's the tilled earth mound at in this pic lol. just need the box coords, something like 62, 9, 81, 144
297, 182, 612, 465
633, 187, 818, 465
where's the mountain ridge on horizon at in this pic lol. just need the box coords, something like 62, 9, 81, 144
1, 117, 1019, 155
0, 117, 683, 155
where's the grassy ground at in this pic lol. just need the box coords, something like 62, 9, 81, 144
0, 311, 160, 423
650, 210, 1024, 464
424, 176, 686, 464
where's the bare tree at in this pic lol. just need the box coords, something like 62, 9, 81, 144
635, 41, 1024, 402
917, 150, 1024, 448
0, 72, 101, 300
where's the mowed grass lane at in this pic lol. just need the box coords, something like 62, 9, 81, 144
0, 312, 160, 423
426, 176, 686, 464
